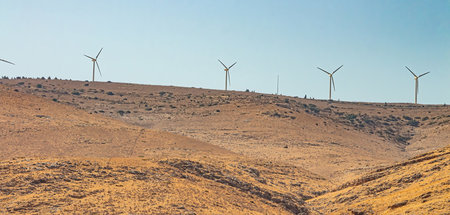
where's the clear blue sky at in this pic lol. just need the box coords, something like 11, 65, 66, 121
1, 0, 449, 104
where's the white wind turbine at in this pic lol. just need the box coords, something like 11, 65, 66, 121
405, 66, 430, 104
317, 65, 343, 100
84, 48, 103, 82
218, 59, 236, 91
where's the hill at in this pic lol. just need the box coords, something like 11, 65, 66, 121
308, 145, 450, 214
2, 78, 449, 183
0, 84, 330, 214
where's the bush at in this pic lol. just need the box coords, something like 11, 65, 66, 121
71, 91, 80, 95
345, 114, 357, 121
407, 120, 420, 127
36, 84, 43, 88
106, 91, 114, 96
403, 115, 412, 121
308, 104, 320, 113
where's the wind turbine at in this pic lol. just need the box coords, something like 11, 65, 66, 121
0, 58, 14, 65
317, 65, 343, 100
218, 59, 236, 91
84, 48, 103, 82
405, 66, 430, 104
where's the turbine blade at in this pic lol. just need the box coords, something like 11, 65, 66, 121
331, 76, 335, 91
228, 62, 237, 69
418, 72, 430, 78
228, 71, 231, 86
405, 66, 417, 77
0, 58, 14, 65
96, 48, 103, 59
332, 65, 343, 75
317, 67, 330, 75
96, 61, 102, 77
84, 55, 95, 60
218, 59, 227, 69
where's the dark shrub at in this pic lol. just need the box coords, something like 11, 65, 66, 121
407, 120, 420, 127
403, 115, 412, 120
345, 114, 357, 121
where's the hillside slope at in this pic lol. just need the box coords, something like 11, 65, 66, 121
0, 85, 228, 159
0, 85, 330, 214
2, 79, 449, 182
308, 146, 450, 214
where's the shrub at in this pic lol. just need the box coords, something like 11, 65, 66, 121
407, 120, 420, 127
71, 91, 80, 95
403, 115, 412, 121
36, 84, 43, 88
345, 114, 357, 121
106, 91, 114, 96
308, 104, 320, 113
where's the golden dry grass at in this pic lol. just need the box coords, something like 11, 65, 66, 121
308, 146, 450, 214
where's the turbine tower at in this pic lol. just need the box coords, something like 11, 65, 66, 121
84, 48, 103, 82
218, 59, 236, 91
405, 66, 430, 104
277, 74, 279, 95
317, 65, 343, 100
0, 58, 14, 65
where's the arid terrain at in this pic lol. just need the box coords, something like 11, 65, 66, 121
1, 78, 449, 214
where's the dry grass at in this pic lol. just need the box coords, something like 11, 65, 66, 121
308, 146, 450, 214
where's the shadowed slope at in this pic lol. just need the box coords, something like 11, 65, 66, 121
308, 146, 450, 214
